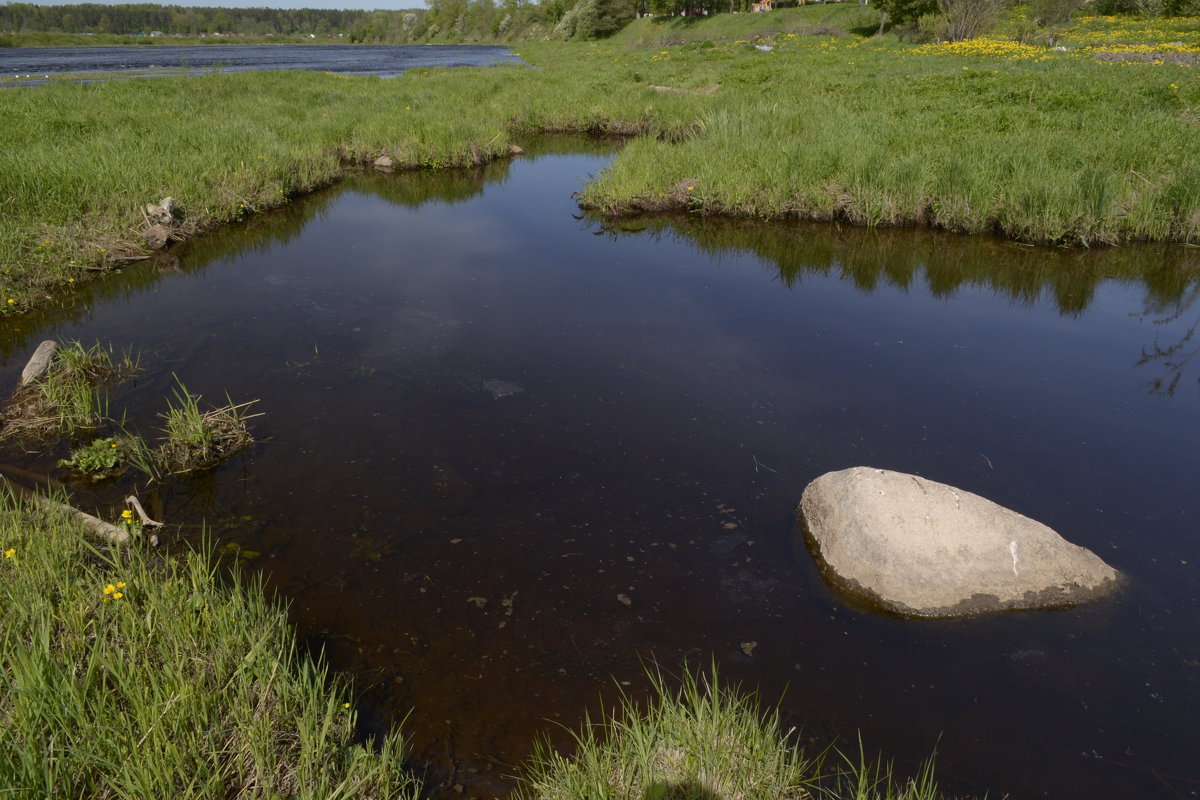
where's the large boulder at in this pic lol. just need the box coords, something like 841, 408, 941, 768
799, 467, 1121, 618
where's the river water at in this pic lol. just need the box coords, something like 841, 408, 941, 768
1, 140, 1198, 799
0, 43, 515, 83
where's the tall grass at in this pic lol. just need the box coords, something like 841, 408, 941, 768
0, 489, 422, 799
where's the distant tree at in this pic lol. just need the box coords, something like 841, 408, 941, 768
873, 0, 938, 27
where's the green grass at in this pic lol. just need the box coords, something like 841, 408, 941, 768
1, 11, 1197, 310
0, 340, 137, 439
520, 667, 951, 800
155, 379, 259, 476
0, 490, 422, 799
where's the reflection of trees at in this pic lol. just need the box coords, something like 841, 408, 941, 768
596, 214, 1200, 317
593, 213, 1200, 318
1134, 282, 1200, 398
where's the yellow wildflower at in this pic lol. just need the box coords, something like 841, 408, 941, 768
121, 509, 133, 520
117, 581, 126, 588
3, 548, 14, 558
103, 584, 116, 595
112, 592, 123, 599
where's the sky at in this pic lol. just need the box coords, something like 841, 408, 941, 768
27, 0, 422, 9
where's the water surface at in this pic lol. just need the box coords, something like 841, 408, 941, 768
0, 43, 515, 83
2, 141, 1198, 799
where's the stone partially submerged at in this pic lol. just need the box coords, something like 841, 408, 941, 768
799, 467, 1121, 618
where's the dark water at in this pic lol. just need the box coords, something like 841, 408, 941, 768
0, 43, 515, 83
2, 140, 1199, 800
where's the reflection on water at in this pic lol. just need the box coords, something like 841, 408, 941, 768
2, 139, 1199, 800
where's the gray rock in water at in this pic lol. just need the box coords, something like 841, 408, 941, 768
798, 466, 1121, 618
20, 340, 57, 385
373, 155, 394, 170
145, 224, 171, 250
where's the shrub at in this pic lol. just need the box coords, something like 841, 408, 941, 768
937, 0, 1009, 40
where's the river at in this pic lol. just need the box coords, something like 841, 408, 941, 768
0, 43, 515, 84
1, 139, 1198, 799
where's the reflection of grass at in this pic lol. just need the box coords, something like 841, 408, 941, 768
0, 492, 420, 798
521, 667, 950, 800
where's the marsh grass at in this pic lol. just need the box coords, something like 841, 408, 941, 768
1, 340, 136, 439
521, 668, 818, 800
1, 9, 1197, 311
520, 667, 953, 800
0, 490, 422, 799
155, 379, 260, 475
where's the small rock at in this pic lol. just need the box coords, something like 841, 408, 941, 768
144, 197, 174, 226
20, 340, 57, 385
509, 144, 525, 155
145, 224, 171, 250
617, 593, 632, 606
740, 641, 757, 656
373, 155, 394, 169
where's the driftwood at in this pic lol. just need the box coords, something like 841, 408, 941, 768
125, 494, 163, 528
0, 474, 149, 546
20, 340, 58, 386
53, 499, 130, 545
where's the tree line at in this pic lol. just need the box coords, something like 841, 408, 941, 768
0, 0, 832, 43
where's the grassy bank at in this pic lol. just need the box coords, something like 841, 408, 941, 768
1, 7, 1197, 312
0, 490, 421, 798
0, 486, 961, 798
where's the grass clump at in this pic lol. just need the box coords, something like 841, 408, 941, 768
155, 379, 260, 476
0, 340, 136, 440
0, 490, 422, 799
521, 667, 956, 800
522, 668, 818, 800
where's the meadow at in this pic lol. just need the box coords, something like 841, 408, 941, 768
1, 5, 1198, 313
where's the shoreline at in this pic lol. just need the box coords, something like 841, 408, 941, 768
2, 17, 1197, 315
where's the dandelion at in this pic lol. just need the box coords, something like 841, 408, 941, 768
6, 299, 13, 305
343, 702, 352, 708
3, 548, 14, 558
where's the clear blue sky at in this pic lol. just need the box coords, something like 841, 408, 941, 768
29, 0, 422, 9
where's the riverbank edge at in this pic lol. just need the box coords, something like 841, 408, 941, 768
4, 23, 1198, 311
0, 488, 960, 799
